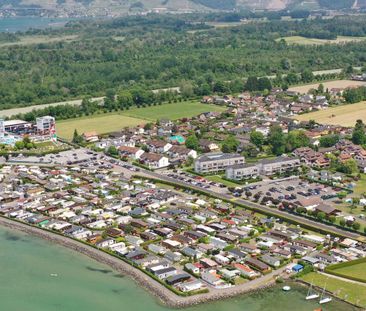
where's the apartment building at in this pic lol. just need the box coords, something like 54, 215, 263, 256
194, 153, 245, 174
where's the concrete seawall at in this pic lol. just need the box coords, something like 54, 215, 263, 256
0, 217, 280, 308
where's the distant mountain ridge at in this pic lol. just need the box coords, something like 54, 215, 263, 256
0, 0, 365, 16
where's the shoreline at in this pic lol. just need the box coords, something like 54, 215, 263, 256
0, 216, 278, 309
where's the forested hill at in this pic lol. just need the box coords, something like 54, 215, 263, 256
0, 0, 365, 15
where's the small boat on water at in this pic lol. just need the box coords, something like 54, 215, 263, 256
306, 282, 319, 300
319, 283, 332, 304
50, 273, 58, 277
282, 286, 291, 291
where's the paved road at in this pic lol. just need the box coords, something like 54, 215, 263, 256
7, 148, 364, 241
131, 167, 363, 241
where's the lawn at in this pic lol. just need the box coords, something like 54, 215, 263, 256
123, 101, 225, 121
56, 101, 226, 139
301, 272, 366, 307
353, 174, 366, 196
332, 263, 366, 282
294, 101, 366, 127
278, 35, 366, 45
56, 113, 145, 139
205, 175, 239, 188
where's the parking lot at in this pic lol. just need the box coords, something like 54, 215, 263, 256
243, 177, 340, 206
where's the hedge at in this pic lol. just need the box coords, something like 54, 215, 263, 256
325, 257, 366, 284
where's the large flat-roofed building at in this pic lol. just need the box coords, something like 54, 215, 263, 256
225, 156, 300, 180
36, 116, 55, 134
194, 153, 245, 174
226, 164, 259, 180
3, 119, 32, 133
258, 156, 300, 176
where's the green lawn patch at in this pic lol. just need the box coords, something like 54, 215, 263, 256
56, 101, 226, 139
353, 174, 366, 196
56, 113, 145, 139
205, 175, 239, 188
300, 272, 366, 308
122, 101, 225, 121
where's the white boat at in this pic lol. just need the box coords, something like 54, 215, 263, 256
306, 282, 319, 300
319, 283, 332, 304
319, 297, 332, 304
282, 286, 291, 291
50, 273, 58, 277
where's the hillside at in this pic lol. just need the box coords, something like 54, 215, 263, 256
0, 0, 365, 17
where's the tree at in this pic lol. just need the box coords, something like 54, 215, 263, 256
185, 134, 199, 151
118, 90, 133, 108
72, 129, 83, 144
268, 125, 286, 155
222, 136, 240, 153
244, 76, 258, 91
319, 134, 340, 147
340, 219, 346, 227
250, 131, 265, 149
257, 77, 272, 91
107, 146, 119, 157
301, 69, 314, 83
352, 222, 361, 231
317, 212, 326, 221
286, 130, 310, 151
317, 83, 324, 94
14, 141, 25, 150
144, 122, 153, 131
352, 120, 366, 145
341, 159, 359, 175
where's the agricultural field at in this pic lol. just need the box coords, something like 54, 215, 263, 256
301, 272, 366, 308
278, 36, 366, 45
294, 101, 366, 127
56, 114, 145, 140
122, 101, 226, 121
56, 101, 225, 139
0, 35, 79, 47
288, 80, 366, 94
331, 262, 366, 282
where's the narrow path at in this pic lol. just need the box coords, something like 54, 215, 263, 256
319, 272, 366, 287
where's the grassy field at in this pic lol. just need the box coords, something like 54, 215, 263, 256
278, 35, 366, 45
288, 80, 366, 94
294, 101, 366, 127
332, 263, 366, 282
301, 272, 366, 307
353, 174, 366, 196
205, 175, 239, 188
56, 101, 225, 139
56, 114, 145, 139
0, 35, 78, 47
123, 101, 225, 121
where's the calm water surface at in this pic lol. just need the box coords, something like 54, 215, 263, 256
0, 17, 76, 32
0, 227, 359, 311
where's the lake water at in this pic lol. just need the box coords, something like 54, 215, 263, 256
0, 17, 76, 32
0, 227, 359, 311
